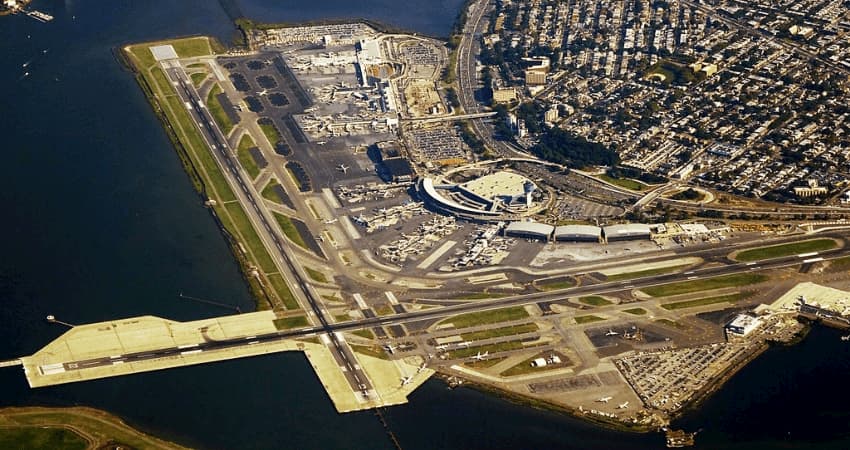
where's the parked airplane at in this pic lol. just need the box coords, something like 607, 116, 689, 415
471, 351, 489, 361
401, 376, 413, 386
606, 329, 620, 336
435, 344, 448, 351
596, 396, 613, 403
417, 362, 427, 373
384, 344, 397, 354
257, 88, 269, 96
324, 218, 338, 224
457, 341, 471, 348
337, 164, 349, 173
617, 402, 630, 409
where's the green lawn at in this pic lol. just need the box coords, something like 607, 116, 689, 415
641, 273, 768, 297
623, 308, 648, 315
305, 267, 328, 283
448, 340, 541, 359
735, 239, 837, 262
273, 315, 309, 330
536, 278, 576, 291
579, 296, 612, 306
223, 202, 277, 273
828, 256, 850, 273
273, 213, 308, 250
351, 344, 389, 359
258, 119, 282, 145
460, 323, 538, 341
262, 178, 282, 203
655, 319, 685, 329
236, 134, 260, 179
0, 427, 87, 450
171, 37, 213, 58
597, 174, 647, 191
443, 306, 530, 328
500, 352, 570, 377
352, 329, 374, 339
207, 84, 234, 135
374, 304, 395, 316
661, 292, 753, 310
606, 264, 691, 281
190, 71, 207, 87
267, 273, 299, 310
575, 315, 606, 324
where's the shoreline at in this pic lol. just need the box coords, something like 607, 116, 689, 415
117, 37, 276, 311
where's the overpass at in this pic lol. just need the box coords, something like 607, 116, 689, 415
402, 111, 497, 124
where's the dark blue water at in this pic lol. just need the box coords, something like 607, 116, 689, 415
238, 0, 466, 37
0, 1, 849, 449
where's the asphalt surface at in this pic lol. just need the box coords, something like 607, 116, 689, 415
51, 232, 850, 375
160, 61, 373, 398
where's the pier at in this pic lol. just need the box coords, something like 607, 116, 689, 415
0, 359, 22, 368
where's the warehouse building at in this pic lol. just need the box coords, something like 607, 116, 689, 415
505, 221, 554, 241
554, 225, 602, 242
603, 223, 652, 242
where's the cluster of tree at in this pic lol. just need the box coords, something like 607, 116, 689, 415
671, 188, 702, 201
444, 87, 460, 109
606, 166, 667, 184
531, 127, 619, 169
515, 102, 544, 134
458, 122, 486, 155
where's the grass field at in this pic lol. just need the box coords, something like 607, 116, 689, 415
273, 315, 309, 330
273, 212, 308, 250
444, 306, 530, 328
655, 318, 685, 329
374, 304, 394, 316
236, 134, 260, 179
606, 264, 691, 281
351, 344, 388, 360
0, 406, 189, 450
536, 278, 576, 291
579, 296, 612, 306
828, 256, 850, 272
267, 273, 299, 310
223, 202, 277, 273
623, 308, 648, 315
190, 71, 207, 87
735, 239, 837, 262
206, 84, 234, 135
0, 427, 87, 450
500, 352, 569, 377
352, 329, 374, 340
661, 291, 753, 310
597, 174, 647, 191
304, 267, 328, 283
641, 273, 768, 297
258, 119, 282, 145
448, 340, 542, 359
261, 178, 282, 203
574, 315, 606, 324
460, 323, 538, 341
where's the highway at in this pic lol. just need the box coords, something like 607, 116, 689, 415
161, 61, 375, 398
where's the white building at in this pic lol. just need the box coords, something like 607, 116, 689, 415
726, 314, 762, 336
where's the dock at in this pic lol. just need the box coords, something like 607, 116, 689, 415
11, 312, 432, 413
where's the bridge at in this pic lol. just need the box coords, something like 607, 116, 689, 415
401, 111, 497, 124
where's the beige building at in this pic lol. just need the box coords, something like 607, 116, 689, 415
525, 71, 547, 86
492, 87, 518, 104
